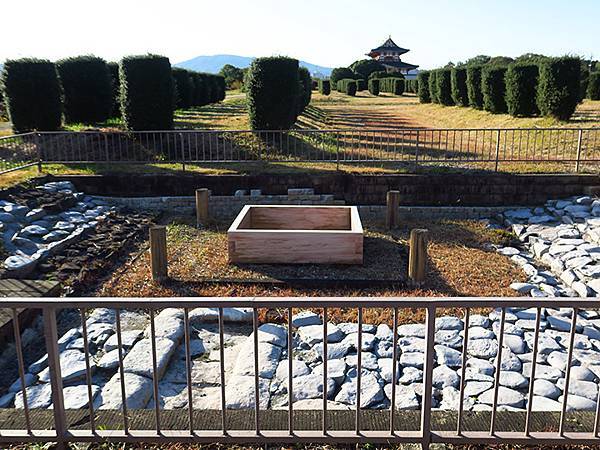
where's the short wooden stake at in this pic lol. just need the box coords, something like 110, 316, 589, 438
408, 228, 429, 285
196, 188, 209, 227
149, 226, 168, 282
386, 190, 400, 229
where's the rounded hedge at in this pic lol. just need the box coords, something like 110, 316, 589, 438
107, 62, 120, 118
318, 79, 331, 95
0, 58, 62, 133
505, 63, 539, 117
436, 69, 454, 105
380, 77, 404, 95
450, 67, 468, 106
356, 79, 367, 91
368, 78, 380, 96
191, 73, 206, 106
57, 55, 112, 124
466, 66, 484, 109
428, 70, 439, 103
246, 56, 299, 130
537, 56, 581, 120
298, 67, 312, 110
330, 67, 354, 88
350, 59, 386, 79
337, 79, 357, 96
417, 71, 431, 103
481, 65, 507, 113
588, 72, 600, 100
172, 68, 194, 109
119, 54, 174, 131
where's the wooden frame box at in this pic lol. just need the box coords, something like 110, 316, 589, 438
228, 205, 363, 264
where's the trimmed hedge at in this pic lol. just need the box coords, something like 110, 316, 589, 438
356, 79, 367, 91
318, 79, 331, 95
588, 72, 600, 100
380, 77, 405, 95
417, 71, 431, 103
450, 67, 468, 106
436, 69, 453, 105
428, 70, 439, 103
330, 67, 354, 88
368, 78, 380, 96
466, 66, 483, 109
505, 63, 539, 117
191, 73, 206, 106
119, 54, 174, 131
215, 75, 226, 101
172, 68, 194, 109
337, 78, 357, 96
481, 65, 507, 113
246, 56, 299, 130
537, 56, 581, 120
0, 58, 62, 133
298, 67, 312, 109
57, 55, 112, 124
107, 62, 120, 118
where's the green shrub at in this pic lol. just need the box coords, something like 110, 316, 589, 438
466, 66, 483, 109
0, 58, 62, 133
215, 75, 226, 101
337, 79, 357, 96
481, 65, 507, 113
330, 67, 354, 88
350, 59, 386, 79
246, 56, 299, 130
298, 67, 312, 110
436, 69, 454, 105
537, 56, 581, 120
172, 68, 194, 109
380, 77, 404, 95
318, 79, 331, 95
428, 70, 439, 103
368, 78, 380, 96
208, 75, 220, 103
107, 62, 120, 117
191, 73, 206, 106
505, 63, 539, 117
119, 54, 174, 131
356, 79, 367, 91
417, 71, 430, 103
57, 55, 112, 124
588, 72, 600, 100
450, 67, 468, 106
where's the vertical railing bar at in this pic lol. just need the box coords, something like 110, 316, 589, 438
323, 307, 328, 434
12, 308, 32, 434
525, 306, 542, 435
559, 307, 579, 436
457, 307, 470, 435
218, 307, 227, 434
390, 307, 399, 434
253, 307, 260, 434
149, 308, 161, 434
420, 305, 436, 449
356, 307, 363, 434
490, 307, 506, 434
287, 307, 294, 435
115, 308, 129, 433
183, 307, 194, 435
79, 308, 96, 434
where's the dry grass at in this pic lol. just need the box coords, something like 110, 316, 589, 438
95, 217, 524, 326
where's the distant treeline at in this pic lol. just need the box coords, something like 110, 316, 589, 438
0, 55, 225, 133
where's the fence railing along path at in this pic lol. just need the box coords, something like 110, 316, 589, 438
0, 127, 599, 174
1, 297, 600, 449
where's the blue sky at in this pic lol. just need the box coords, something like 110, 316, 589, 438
2, 0, 598, 69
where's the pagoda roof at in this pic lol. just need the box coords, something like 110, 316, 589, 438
379, 60, 419, 70
370, 37, 409, 55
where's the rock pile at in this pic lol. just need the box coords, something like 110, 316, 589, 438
493, 195, 600, 298
2, 307, 600, 413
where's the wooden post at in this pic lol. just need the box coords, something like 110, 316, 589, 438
386, 190, 400, 229
149, 226, 168, 282
408, 228, 429, 285
196, 188, 209, 227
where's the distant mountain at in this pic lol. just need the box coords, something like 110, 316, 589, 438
175, 54, 332, 78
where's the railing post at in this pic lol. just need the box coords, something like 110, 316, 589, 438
35, 132, 42, 173
494, 129, 501, 172
408, 229, 429, 286
386, 190, 400, 230
575, 129, 583, 173
180, 132, 186, 172
414, 130, 420, 172
196, 188, 210, 227
420, 305, 436, 449
149, 226, 168, 282
336, 131, 340, 171
43, 307, 68, 450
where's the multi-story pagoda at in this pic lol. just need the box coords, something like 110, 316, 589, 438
367, 36, 419, 76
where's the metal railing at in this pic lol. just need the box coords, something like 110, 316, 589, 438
1, 127, 599, 174
1, 297, 600, 448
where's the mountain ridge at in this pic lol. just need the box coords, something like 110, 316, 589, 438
175, 54, 332, 77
